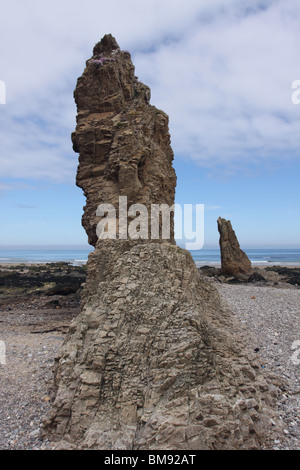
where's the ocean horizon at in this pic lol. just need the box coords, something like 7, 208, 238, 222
0, 247, 300, 267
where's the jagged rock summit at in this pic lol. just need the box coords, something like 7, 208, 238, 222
217, 217, 252, 276
43, 35, 283, 450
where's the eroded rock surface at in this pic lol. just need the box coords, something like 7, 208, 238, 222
43, 35, 283, 450
45, 241, 284, 450
217, 217, 252, 276
72, 33, 176, 246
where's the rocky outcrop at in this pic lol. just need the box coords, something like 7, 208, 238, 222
72, 33, 176, 247
43, 35, 283, 450
265, 266, 300, 286
217, 217, 252, 276
0, 263, 86, 294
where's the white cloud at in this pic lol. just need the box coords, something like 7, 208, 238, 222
134, 0, 300, 172
0, 0, 300, 182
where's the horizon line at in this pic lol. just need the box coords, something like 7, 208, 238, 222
1, 244, 300, 250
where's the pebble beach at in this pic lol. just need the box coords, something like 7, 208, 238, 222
0, 262, 299, 450
216, 283, 300, 450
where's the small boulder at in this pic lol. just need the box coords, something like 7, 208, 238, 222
248, 272, 266, 283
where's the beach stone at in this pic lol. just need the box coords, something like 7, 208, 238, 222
199, 266, 220, 277
290, 425, 300, 438
43, 34, 284, 450
248, 272, 267, 283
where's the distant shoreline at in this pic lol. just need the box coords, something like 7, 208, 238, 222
1, 261, 300, 269
1, 247, 300, 269
0, 261, 87, 269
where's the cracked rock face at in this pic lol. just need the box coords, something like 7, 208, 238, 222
217, 217, 252, 276
43, 35, 283, 450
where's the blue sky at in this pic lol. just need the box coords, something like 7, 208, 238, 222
0, 0, 300, 249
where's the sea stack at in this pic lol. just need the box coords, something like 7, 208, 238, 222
217, 217, 252, 276
44, 35, 282, 450
72, 33, 176, 247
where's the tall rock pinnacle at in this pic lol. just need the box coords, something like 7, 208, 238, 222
217, 217, 252, 275
44, 35, 283, 450
72, 34, 176, 246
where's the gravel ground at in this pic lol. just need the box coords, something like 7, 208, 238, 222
216, 282, 300, 450
0, 327, 64, 450
0, 282, 299, 450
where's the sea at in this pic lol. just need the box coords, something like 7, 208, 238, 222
0, 247, 300, 267
191, 248, 300, 267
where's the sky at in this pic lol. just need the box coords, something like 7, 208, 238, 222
0, 0, 300, 249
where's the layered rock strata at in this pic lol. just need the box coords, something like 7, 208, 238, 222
217, 217, 252, 276
43, 35, 282, 450
72, 34, 176, 246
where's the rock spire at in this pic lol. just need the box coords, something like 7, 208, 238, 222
72, 33, 176, 246
43, 35, 283, 450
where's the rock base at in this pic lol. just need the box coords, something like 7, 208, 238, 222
44, 242, 283, 450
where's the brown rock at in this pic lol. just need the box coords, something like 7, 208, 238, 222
43, 35, 283, 451
217, 217, 252, 275
44, 242, 282, 450
72, 33, 176, 246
